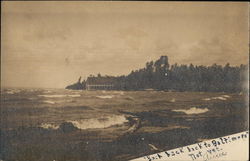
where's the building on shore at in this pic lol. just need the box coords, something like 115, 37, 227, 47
86, 76, 117, 90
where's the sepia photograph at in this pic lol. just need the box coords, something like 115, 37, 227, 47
1, 1, 249, 161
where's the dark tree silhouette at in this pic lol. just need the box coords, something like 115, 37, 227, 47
66, 56, 248, 92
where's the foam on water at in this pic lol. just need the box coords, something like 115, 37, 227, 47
203, 95, 230, 101
203, 98, 212, 101
170, 98, 176, 102
43, 90, 52, 94
113, 91, 124, 95
96, 95, 114, 99
38, 94, 81, 98
6, 89, 21, 94
40, 123, 59, 129
68, 94, 81, 97
43, 100, 56, 104
213, 96, 227, 100
69, 115, 128, 129
221, 95, 231, 98
173, 107, 209, 115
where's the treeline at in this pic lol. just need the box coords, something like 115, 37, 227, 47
66, 56, 248, 92
123, 56, 247, 92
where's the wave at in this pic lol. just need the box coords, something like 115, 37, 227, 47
5, 89, 21, 94
172, 107, 209, 115
170, 98, 176, 102
43, 90, 52, 94
202, 95, 230, 101
68, 94, 81, 97
38, 94, 81, 98
69, 115, 128, 130
40, 123, 59, 129
96, 95, 114, 99
40, 115, 129, 131
113, 91, 124, 95
221, 95, 231, 98
42, 100, 56, 104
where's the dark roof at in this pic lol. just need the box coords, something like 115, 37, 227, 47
86, 76, 117, 85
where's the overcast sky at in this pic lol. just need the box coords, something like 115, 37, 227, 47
1, 2, 249, 88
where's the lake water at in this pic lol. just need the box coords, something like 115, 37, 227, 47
0, 88, 248, 161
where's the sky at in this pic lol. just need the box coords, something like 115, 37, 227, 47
1, 2, 249, 88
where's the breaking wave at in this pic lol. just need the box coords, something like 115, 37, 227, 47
173, 107, 209, 115
69, 115, 128, 129
40, 115, 131, 130
203, 95, 230, 101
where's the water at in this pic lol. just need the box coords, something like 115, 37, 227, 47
1, 88, 132, 130
1, 88, 244, 132
1, 88, 247, 161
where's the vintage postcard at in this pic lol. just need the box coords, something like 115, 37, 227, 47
1, 1, 249, 161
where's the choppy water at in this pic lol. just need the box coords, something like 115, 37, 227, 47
1, 88, 238, 131
1, 88, 133, 131
1, 88, 247, 161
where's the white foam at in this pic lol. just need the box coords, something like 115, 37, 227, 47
170, 98, 176, 102
43, 100, 55, 104
38, 94, 80, 98
113, 91, 124, 95
96, 95, 114, 99
221, 95, 231, 98
68, 94, 81, 97
203, 95, 230, 101
69, 115, 128, 130
6, 89, 21, 94
39, 95, 66, 98
212, 96, 227, 100
40, 123, 59, 129
43, 90, 52, 94
6, 91, 15, 94
173, 107, 209, 115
